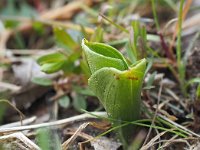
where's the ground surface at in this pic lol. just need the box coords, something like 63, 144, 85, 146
0, 0, 200, 150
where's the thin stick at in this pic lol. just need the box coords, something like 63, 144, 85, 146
0, 99, 25, 126
5, 49, 56, 55
141, 131, 167, 150
0, 116, 36, 128
62, 122, 90, 149
0, 82, 21, 92
99, 13, 128, 33
0, 112, 107, 134
0, 132, 40, 150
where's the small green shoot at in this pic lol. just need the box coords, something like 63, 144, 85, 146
151, 0, 160, 31
196, 84, 200, 101
54, 27, 77, 52
126, 21, 147, 63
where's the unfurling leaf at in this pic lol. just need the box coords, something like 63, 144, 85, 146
82, 39, 147, 143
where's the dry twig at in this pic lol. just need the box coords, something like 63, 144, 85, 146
0, 112, 107, 134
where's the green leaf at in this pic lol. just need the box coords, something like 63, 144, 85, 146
37, 128, 51, 150
54, 27, 77, 51
82, 39, 128, 74
196, 84, 200, 100
31, 77, 53, 86
37, 52, 66, 65
187, 78, 200, 87
80, 59, 91, 77
146, 71, 157, 87
58, 96, 70, 108
37, 52, 67, 73
40, 62, 64, 73
125, 42, 137, 63
88, 59, 146, 117
62, 52, 81, 73
73, 86, 95, 96
90, 26, 104, 42
88, 59, 146, 140
126, 21, 147, 63
4, 20, 19, 28
73, 94, 87, 112
33, 22, 45, 35
82, 39, 147, 143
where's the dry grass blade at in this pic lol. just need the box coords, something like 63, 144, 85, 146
99, 13, 128, 33
62, 122, 89, 150
0, 82, 21, 92
141, 131, 167, 150
163, 18, 178, 35
182, 13, 200, 32
142, 77, 163, 145
0, 116, 36, 128
0, 99, 25, 126
5, 49, 56, 56
0, 30, 12, 81
75, 127, 121, 150
40, 0, 93, 20
0, 112, 107, 134
0, 132, 40, 150
142, 137, 194, 149
0, 30, 11, 51
160, 135, 178, 148
158, 114, 200, 138
160, 138, 191, 149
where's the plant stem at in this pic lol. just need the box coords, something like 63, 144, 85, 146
151, 0, 160, 31
177, 0, 184, 66
176, 0, 185, 94
99, 13, 129, 33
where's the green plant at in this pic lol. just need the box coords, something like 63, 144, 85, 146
176, 0, 185, 94
37, 128, 61, 150
125, 21, 148, 63
36, 27, 92, 112
37, 27, 82, 74
151, 0, 160, 31
82, 39, 147, 146
196, 84, 200, 100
